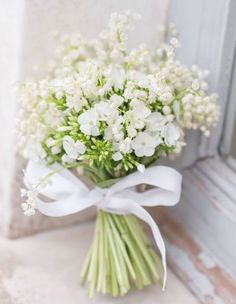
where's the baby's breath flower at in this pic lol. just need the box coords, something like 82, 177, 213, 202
20, 188, 37, 216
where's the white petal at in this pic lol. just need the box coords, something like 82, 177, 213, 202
75, 141, 86, 154
62, 154, 75, 164
80, 124, 92, 135
144, 147, 155, 157
67, 148, 79, 159
78, 112, 88, 125
134, 148, 144, 157
110, 94, 124, 107
63, 136, 74, 152
51, 146, 61, 155
112, 151, 123, 161
104, 127, 112, 140
91, 126, 100, 136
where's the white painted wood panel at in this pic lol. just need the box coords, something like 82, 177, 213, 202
0, 0, 25, 234
220, 49, 236, 156
168, 0, 236, 166
153, 209, 236, 304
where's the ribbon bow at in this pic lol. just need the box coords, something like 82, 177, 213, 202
25, 161, 182, 290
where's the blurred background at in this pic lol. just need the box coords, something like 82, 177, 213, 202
0, 0, 236, 303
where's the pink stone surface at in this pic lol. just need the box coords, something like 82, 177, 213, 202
0, 222, 200, 304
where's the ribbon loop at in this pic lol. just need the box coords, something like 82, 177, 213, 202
24, 161, 182, 290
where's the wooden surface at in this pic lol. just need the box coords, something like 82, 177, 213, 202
169, 157, 236, 280
152, 208, 236, 304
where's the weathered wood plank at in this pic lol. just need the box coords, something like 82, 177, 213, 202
156, 156, 236, 290
197, 157, 236, 202
169, 161, 236, 278
226, 157, 236, 173
152, 209, 236, 304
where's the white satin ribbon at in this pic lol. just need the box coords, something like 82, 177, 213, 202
24, 161, 182, 290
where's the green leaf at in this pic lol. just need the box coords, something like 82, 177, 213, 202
97, 178, 120, 188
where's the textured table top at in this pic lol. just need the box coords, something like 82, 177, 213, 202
0, 222, 199, 304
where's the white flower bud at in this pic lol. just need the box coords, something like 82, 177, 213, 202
137, 164, 145, 173
163, 106, 171, 115
192, 80, 200, 90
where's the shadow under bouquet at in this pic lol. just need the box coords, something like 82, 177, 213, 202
17, 12, 219, 298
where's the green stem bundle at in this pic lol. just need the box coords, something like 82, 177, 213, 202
81, 210, 163, 298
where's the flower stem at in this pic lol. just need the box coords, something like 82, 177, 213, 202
80, 210, 163, 297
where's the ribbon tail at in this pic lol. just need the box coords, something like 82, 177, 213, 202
128, 202, 167, 290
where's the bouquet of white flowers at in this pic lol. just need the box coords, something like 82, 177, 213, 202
17, 12, 219, 298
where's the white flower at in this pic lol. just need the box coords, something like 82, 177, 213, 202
112, 151, 123, 161
128, 114, 145, 129
66, 94, 87, 112
23, 208, 36, 216
109, 94, 124, 108
130, 100, 151, 119
94, 102, 114, 120
45, 138, 56, 148
145, 112, 167, 131
55, 90, 64, 100
16, 12, 219, 178
78, 109, 100, 136
173, 100, 180, 120
125, 101, 150, 132
51, 146, 61, 155
63, 135, 86, 159
192, 79, 200, 90
159, 92, 173, 104
119, 138, 132, 153
127, 126, 137, 138
131, 132, 156, 157
21, 188, 37, 216
161, 123, 180, 146
62, 154, 75, 164
104, 114, 124, 141
170, 37, 181, 48
106, 113, 123, 126
151, 133, 163, 147
163, 105, 171, 115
